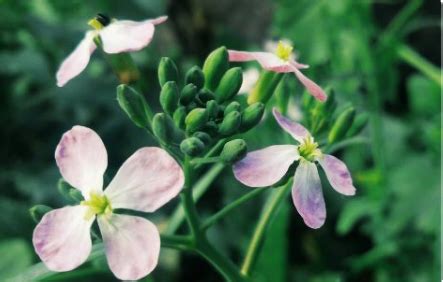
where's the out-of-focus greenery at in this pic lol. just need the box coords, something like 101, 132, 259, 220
0, 0, 440, 281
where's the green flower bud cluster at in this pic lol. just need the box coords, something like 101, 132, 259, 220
155, 48, 266, 158
301, 88, 369, 145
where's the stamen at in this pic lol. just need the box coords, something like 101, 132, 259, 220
275, 41, 293, 61
88, 13, 111, 30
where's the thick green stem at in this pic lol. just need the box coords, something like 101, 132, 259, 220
201, 188, 267, 231
166, 162, 226, 234
240, 180, 292, 277
161, 234, 193, 251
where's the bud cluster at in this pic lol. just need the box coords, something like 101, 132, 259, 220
154, 47, 265, 159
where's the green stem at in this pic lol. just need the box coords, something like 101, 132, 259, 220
396, 44, 441, 86
201, 188, 267, 231
240, 180, 292, 277
161, 234, 193, 251
191, 156, 221, 166
181, 157, 202, 240
166, 162, 226, 234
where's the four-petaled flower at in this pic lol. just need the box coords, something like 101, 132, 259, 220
233, 108, 356, 229
228, 41, 327, 101
32, 126, 184, 280
56, 15, 167, 87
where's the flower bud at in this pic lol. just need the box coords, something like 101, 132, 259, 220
173, 106, 187, 129
180, 83, 198, 105
328, 107, 356, 144
193, 131, 212, 146
185, 108, 209, 133
203, 46, 229, 91
224, 101, 241, 116
160, 81, 179, 116
220, 139, 248, 163
248, 71, 283, 104
153, 113, 184, 144
216, 67, 243, 103
240, 102, 265, 132
206, 100, 220, 119
203, 121, 219, 136
180, 137, 205, 157
158, 57, 179, 87
218, 111, 241, 136
346, 112, 369, 137
30, 205, 52, 223
117, 84, 151, 128
197, 89, 216, 104
185, 66, 205, 89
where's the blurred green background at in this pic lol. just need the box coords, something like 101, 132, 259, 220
0, 0, 440, 281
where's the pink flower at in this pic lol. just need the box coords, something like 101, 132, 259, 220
56, 15, 167, 87
228, 41, 327, 101
32, 126, 184, 280
233, 109, 355, 229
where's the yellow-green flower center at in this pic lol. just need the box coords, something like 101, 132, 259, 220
298, 137, 321, 162
275, 41, 293, 61
81, 192, 112, 220
88, 18, 104, 30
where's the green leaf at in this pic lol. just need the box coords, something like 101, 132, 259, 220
0, 239, 32, 280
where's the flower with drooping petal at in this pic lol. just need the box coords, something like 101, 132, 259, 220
233, 108, 356, 229
32, 126, 184, 280
56, 14, 167, 87
228, 41, 327, 101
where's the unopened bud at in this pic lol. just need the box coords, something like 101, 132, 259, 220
30, 205, 52, 223
248, 71, 283, 104
158, 57, 179, 87
220, 139, 248, 163
218, 111, 241, 136
206, 100, 220, 119
328, 107, 356, 144
216, 67, 243, 103
347, 113, 369, 137
193, 131, 212, 146
153, 113, 184, 144
160, 81, 179, 116
185, 66, 205, 89
180, 83, 198, 105
180, 137, 205, 157
117, 84, 151, 128
224, 101, 241, 116
240, 102, 265, 132
185, 108, 208, 133
203, 46, 229, 91
173, 106, 187, 129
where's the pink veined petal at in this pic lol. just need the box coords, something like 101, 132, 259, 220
98, 214, 160, 280
233, 145, 299, 187
149, 15, 168, 25
290, 64, 327, 102
55, 126, 107, 198
32, 206, 94, 271
100, 20, 156, 54
104, 147, 184, 213
292, 60, 310, 69
272, 108, 310, 143
56, 31, 96, 87
228, 50, 293, 73
318, 154, 356, 196
292, 161, 326, 229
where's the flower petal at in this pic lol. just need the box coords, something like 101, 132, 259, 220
104, 147, 184, 212
33, 206, 94, 271
55, 126, 107, 197
228, 50, 293, 72
149, 15, 168, 25
98, 214, 160, 280
100, 20, 157, 54
318, 154, 356, 196
291, 65, 327, 102
272, 108, 310, 143
56, 31, 96, 87
292, 161, 326, 229
233, 145, 299, 187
